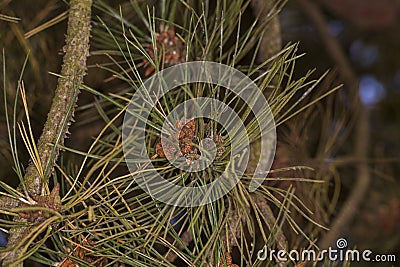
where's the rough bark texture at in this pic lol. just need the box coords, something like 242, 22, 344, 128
1, 0, 92, 265
24, 0, 92, 196
247, 0, 283, 175
248, 0, 288, 258
251, 0, 282, 62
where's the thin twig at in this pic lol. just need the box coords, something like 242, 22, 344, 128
297, 0, 371, 248
1, 0, 92, 265
297, 0, 358, 89
253, 195, 287, 251
165, 231, 193, 262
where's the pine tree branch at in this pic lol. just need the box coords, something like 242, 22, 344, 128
24, 0, 92, 196
1, 0, 92, 265
254, 196, 287, 251
248, 0, 288, 255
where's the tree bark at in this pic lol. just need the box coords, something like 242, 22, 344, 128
1, 0, 92, 265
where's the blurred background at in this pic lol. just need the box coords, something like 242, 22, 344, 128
283, 0, 400, 264
283, 0, 400, 258
0, 0, 399, 266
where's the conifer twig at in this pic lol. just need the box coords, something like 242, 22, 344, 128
1, 0, 92, 265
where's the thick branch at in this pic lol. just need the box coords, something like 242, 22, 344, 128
24, 0, 92, 196
2, 0, 92, 265
251, 0, 282, 62
248, 0, 288, 254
